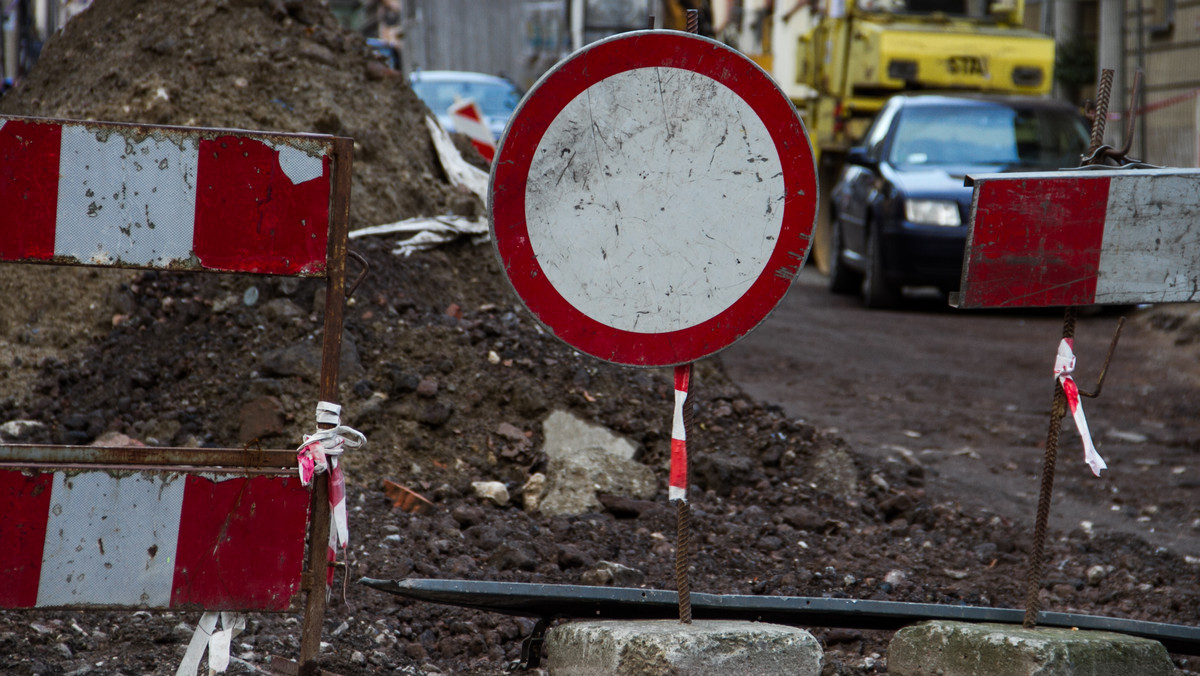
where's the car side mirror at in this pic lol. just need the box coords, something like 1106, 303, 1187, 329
845, 146, 876, 168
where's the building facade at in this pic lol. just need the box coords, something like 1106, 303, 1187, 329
1046, 0, 1199, 166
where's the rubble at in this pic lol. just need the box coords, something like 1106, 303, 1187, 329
0, 0, 1197, 673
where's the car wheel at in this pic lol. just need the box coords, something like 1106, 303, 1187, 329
828, 216, 863, 295
863, 222, 901, 309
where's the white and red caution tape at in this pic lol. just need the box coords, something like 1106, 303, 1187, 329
177, 611, 245, 676
669, 365, 691, 502
1111, 86, 1200, 119
1055, 338, 1107, 477
297, 401, 365, 586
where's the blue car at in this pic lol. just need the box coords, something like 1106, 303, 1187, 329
828, 93, 1091, 308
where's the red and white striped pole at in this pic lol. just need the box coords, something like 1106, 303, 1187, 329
670, 365, 690, 502
671, 363, 693, 623
669, 10, 701, 625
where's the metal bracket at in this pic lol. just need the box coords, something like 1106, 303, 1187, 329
507, 617, 549, 672
1079, 317, 1125, 399
346, 249, 370, 299
1083, 71, 1146, 168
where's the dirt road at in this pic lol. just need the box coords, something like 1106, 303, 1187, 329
722, 267, 1200, 558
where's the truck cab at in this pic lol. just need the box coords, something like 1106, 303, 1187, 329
797, 0, 1055, 154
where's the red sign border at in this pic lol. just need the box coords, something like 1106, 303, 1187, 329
490, 30, 817, 367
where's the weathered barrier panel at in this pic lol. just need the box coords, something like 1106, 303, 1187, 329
0, 114, 355, 672
952, 167, 1200, 309
0, 116, 333, 274
0, 447, 308, 611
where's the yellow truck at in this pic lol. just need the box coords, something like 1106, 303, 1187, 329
716, 0, 1057, 271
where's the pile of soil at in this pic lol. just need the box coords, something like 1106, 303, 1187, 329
0, 0, 477, 442
1, 0, 1198, 674
0, 0, 469, 227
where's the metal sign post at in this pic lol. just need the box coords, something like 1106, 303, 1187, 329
952, 70, 1200, 629
0, 115, 359, 675
489, 22, 817, 624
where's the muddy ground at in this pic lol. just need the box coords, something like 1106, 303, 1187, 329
1, 0, 1199, 674
725, 270, 1200, 560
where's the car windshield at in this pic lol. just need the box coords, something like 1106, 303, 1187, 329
411, 78, 522, 119
887, 103, 1090, 170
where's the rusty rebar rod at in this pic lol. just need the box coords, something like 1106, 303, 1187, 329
1080, 318, 1125, 400
1024, 308, 1076, 629
1115, 71, 1142, 160
298, 135, 354, 675
1024, 69, 1114, 629
1089, 69, 1114, 154
675, 498, 693, 624
1082, 70, 1147, 167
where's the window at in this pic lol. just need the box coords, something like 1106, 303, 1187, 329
887, 102, 1088, 168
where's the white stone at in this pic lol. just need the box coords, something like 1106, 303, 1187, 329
889, 621, 1174, 676
522, 473, 547, 512
536, 409, 656, 516
0, 419, 46, 439
471, 481, 510, 506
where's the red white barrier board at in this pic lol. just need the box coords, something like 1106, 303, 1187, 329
0, 465, 309, 611
448, 99, 496, 163
0, 115, 352, 667
0, 116, 334, 275
955, 168, 1200, 308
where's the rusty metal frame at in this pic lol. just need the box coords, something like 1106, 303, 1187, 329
297, 134, 354, 675
0, 116, 356, 675
0, 444, 298, 470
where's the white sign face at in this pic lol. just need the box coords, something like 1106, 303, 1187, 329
491, 30, 818, 367
525, 67, 784, 334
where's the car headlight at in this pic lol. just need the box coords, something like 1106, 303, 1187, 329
904, 199, 961, 226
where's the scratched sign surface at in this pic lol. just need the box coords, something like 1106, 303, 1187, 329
955, 168, 1200, 308
490, 30, 817, 367
0, 116, 335, 275
0, 464, 309, 611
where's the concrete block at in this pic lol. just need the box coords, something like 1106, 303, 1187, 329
888, 620, 1175, 676
545, 619, 822, 675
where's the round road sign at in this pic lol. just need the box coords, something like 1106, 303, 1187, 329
490, 30, 817, 367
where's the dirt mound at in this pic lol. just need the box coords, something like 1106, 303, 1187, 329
0, 0, 476, 429
0, 0, 469, 227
